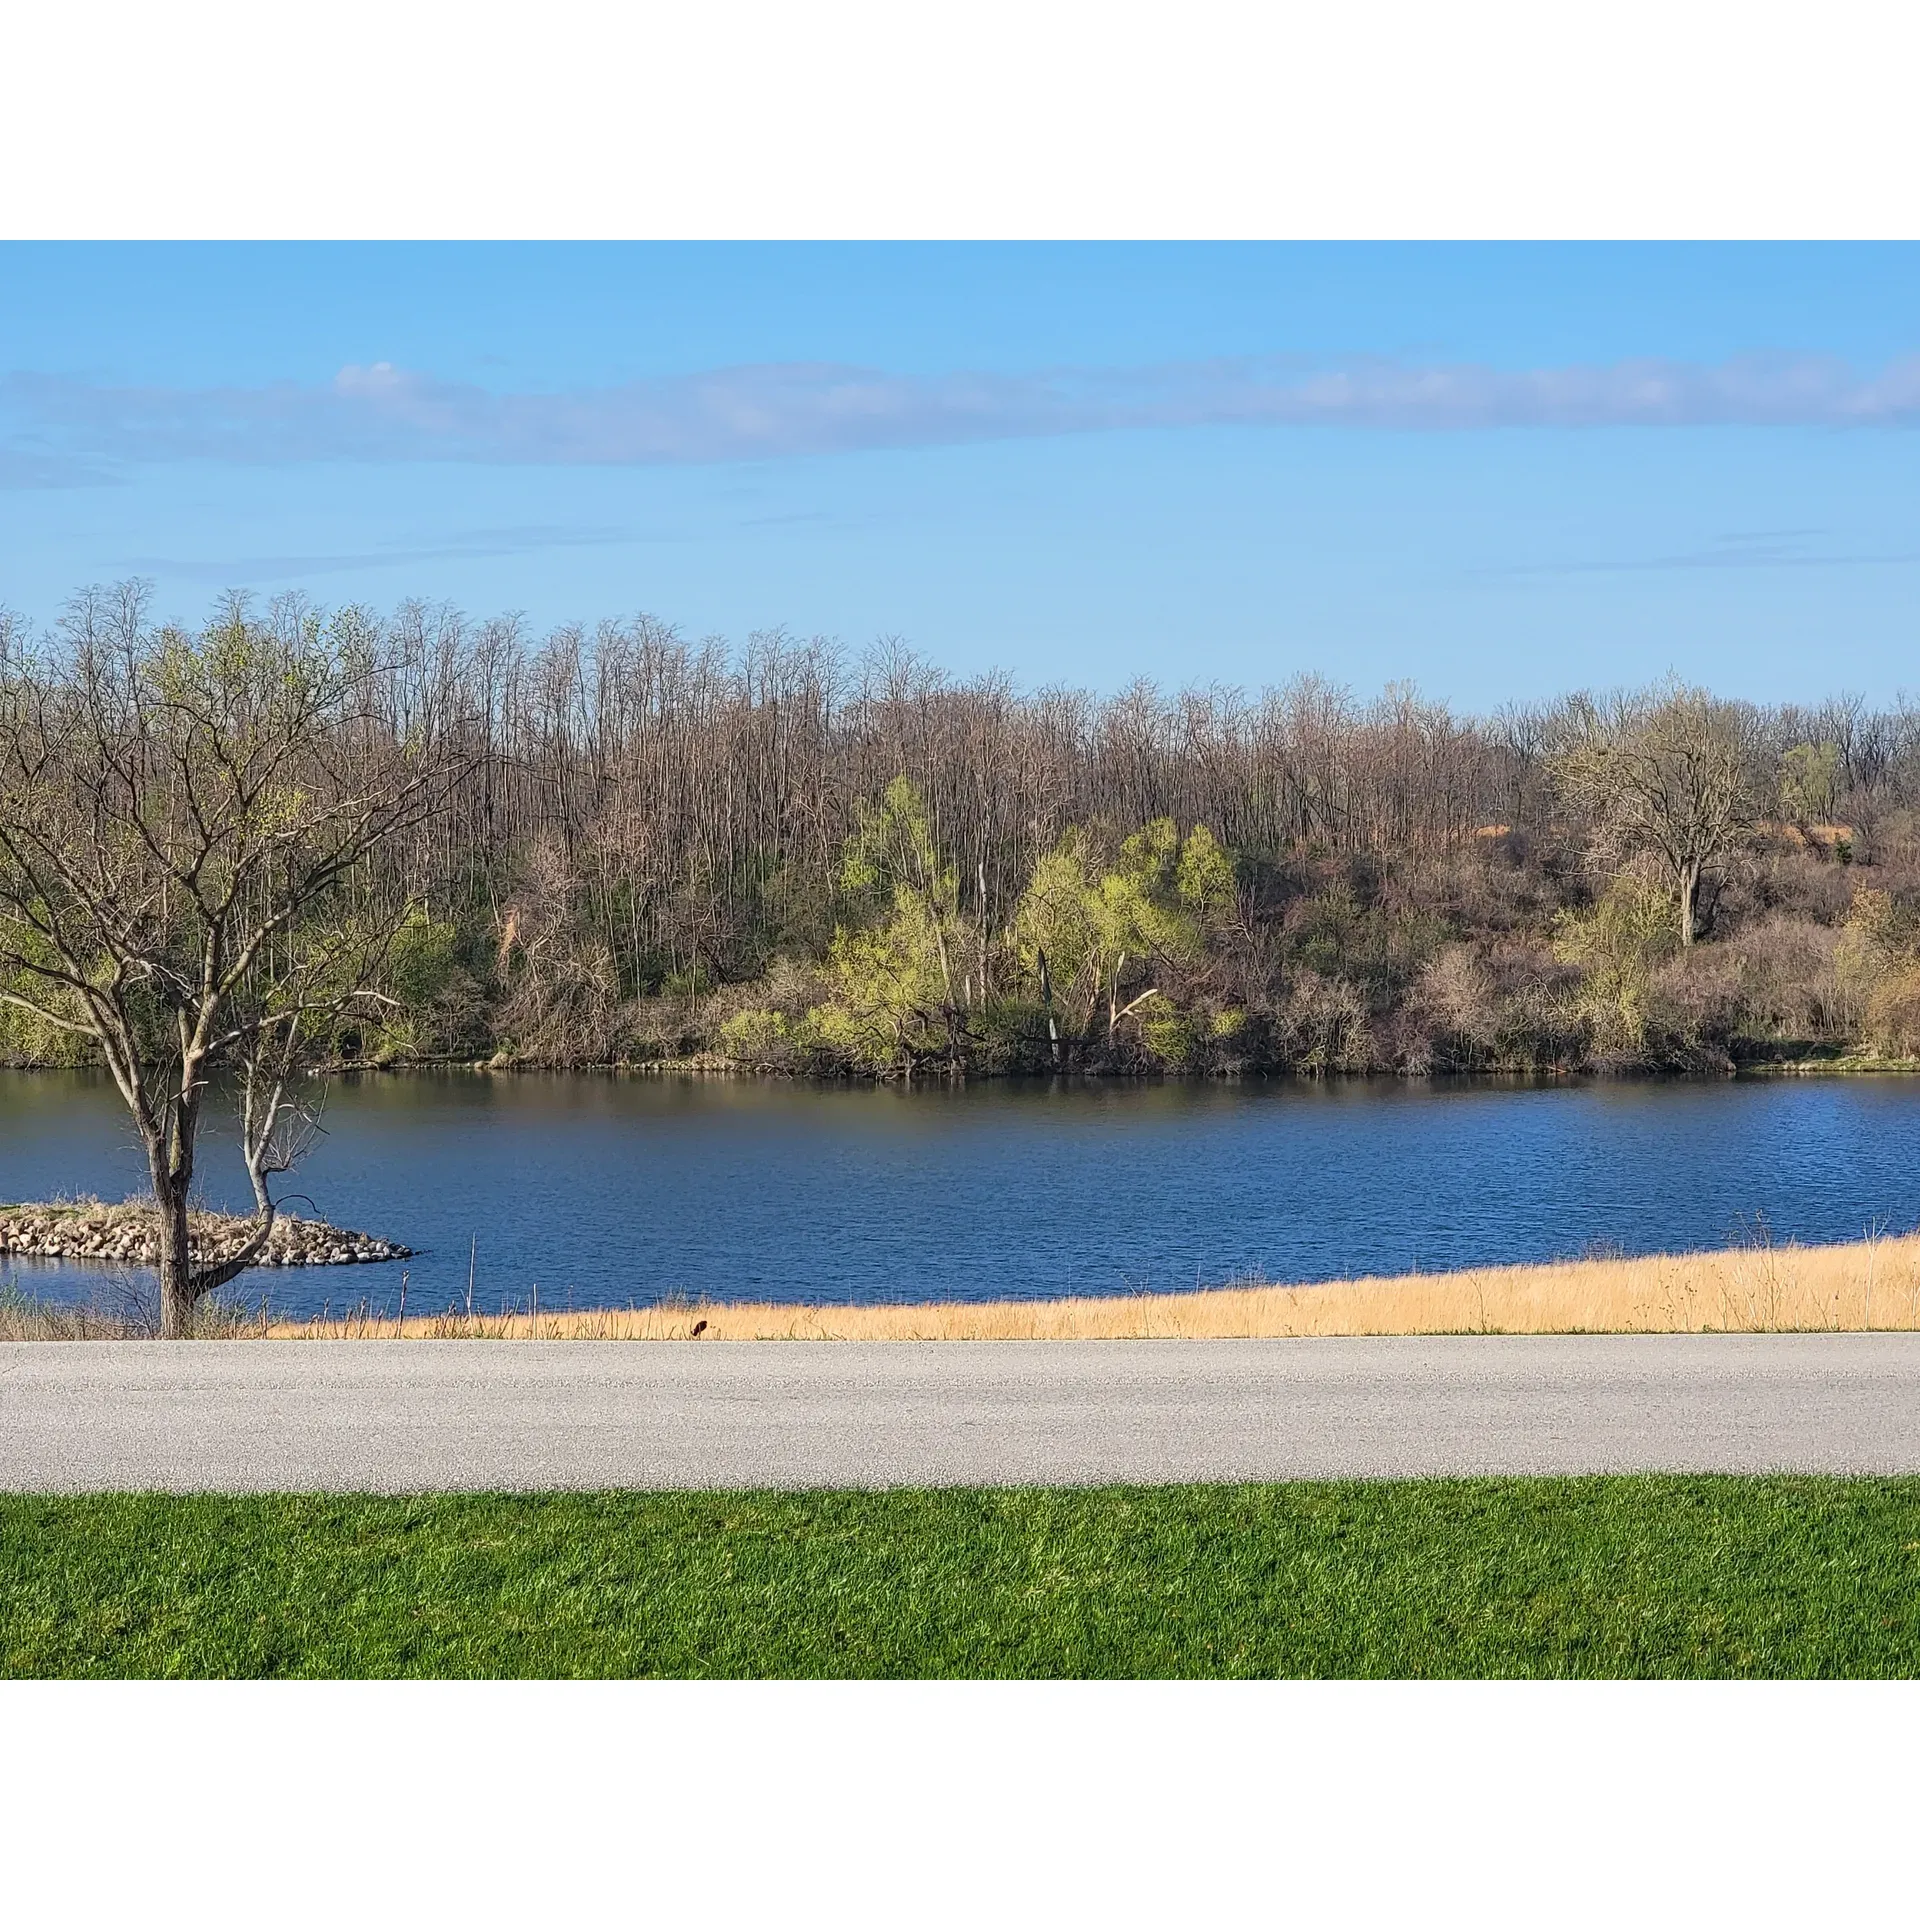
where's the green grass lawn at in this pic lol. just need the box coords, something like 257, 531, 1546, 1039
5, 1477, 1919, 1677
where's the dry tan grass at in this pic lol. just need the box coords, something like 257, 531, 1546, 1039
269, 1230, 1920, 1341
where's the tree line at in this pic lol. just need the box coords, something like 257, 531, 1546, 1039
10, 584, 1920, 1325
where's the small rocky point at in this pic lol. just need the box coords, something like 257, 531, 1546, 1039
0, 1200, 411, 1267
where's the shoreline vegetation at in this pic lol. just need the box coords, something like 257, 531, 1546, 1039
11, 608, 1920, 1092
11, 599, 1920, 1337
304, 1047, 1920, 1079
277, 1231, 1920, 1340
7, 1231, 1918, 1341
15, 1049, 1920, 1080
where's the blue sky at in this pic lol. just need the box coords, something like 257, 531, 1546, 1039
3, 242, 1919, 706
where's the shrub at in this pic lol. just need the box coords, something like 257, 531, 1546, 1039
1553, 871, 1679, 1058
717, 1008, 799, 1068
1274, 974, 1374, 1073
811, 894, 953, 1074
1866, 968, 1920, 1057
1139, 1004, 1201, 1067
0, 998, 95, 1067
1409, 945, 1501, 1066
375, 908, 489, 1059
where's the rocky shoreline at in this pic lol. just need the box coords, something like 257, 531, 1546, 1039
0, 1201, 411, 1268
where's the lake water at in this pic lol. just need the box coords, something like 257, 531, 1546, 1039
3, 1069, 1918, 1318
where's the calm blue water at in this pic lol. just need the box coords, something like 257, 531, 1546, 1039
2, 1069, 1917, 1318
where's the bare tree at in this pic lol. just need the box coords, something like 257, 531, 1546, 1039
0, 584, 468, 1335
28, 577, 1920, 1088
1551, 683, 1764, 946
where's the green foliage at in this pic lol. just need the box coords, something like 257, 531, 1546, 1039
841, 774, 957, 920
1780, 741, 1841, 825
660, 962, 714, 1000
0, 994, 94, 1066
1102, 816, 1232, 965
722, 851, 837, 976
0, 922, 98, 1063
1553, 872, 1680, 1053
809, 778, 969, 1072
812, 890, 953, 1071
1139, 1003, 1202, 1066
1177, 822, 1236, 913
1553, 683, 1763, 946
1280, 879, 1448, 1024
386, 908, 462, 1007
10, 605, 1913, 1081
1286, 883, 1369, 980
8, 1479, 1920, 1677
1010, 827, 1103, 989
1009, 818, 1235, 1061
365, 908, 483, 1060
716, 1007, 808, 1068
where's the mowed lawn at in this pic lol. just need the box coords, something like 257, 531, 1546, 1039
5, 1478, 1920, 1678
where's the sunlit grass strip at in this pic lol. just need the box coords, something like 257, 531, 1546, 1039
268, 1229, 1920, 1340
6, 1479, 1920, 1678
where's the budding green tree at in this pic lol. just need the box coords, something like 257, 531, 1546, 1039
0, 585, 467, 1335
812, 776, 966, 1075
1012, 816, 1234, 1065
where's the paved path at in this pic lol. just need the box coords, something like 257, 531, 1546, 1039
5, 1335, 1920, 1491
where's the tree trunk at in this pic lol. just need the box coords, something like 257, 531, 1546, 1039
1036, 946, 1062, 1070
151, 1150, 197, 1339
149, 1084, 212, 1339
1678, 863, 1700, 947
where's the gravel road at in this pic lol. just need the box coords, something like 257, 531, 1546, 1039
4, 1334, 1919, 1491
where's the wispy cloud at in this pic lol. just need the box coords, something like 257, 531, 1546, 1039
7, 351, 1920, 475
123, 524, 643, 585
0, 445, 117, 490
1496, 529, 1920, 578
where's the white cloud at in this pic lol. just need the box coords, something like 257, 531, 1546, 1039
5, 350, 1920, 476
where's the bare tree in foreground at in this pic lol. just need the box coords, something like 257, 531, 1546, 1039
0, 585, 467, 1335
1552, 683, 1764, 947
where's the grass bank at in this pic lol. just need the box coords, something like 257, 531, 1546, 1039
268, 1229, 1920, 1340
5, 1479, 1919, 1677
12, 1230, 1920, 1342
